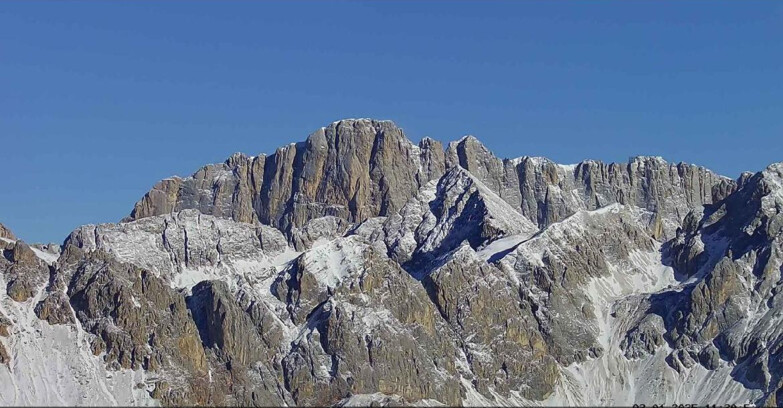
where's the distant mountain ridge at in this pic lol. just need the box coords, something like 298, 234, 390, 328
1, 118, 782, 407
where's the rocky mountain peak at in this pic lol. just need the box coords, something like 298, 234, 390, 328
0, 223, 15, 241
761, 162, 783, 191
629, 154, 668, 164
126, 118, 447, 235
445, 134, 495, 171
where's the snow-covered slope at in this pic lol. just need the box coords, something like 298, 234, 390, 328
0, 274, 155, 406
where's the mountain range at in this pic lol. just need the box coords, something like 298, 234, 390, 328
2, 118, 782, 406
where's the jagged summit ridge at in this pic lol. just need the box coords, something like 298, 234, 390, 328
127, 119, 446, 235
127, 118, 736, 242
444, 134, 737, 236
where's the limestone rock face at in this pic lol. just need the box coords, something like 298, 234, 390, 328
2, 240, 50, 302
447, 136, 735, 239
58, 249, 208, 393
67, 209, 290, 284
42, 210, 297, 404
0, 342, 8, 366
189, 280, 265, 366
424, 245, 557, 400
0, 310, 10, 337
290, 216, 350, 250
495, 205, 660, 362
34, 291, 75, 325
640, 163, 783, 403
350, 166, 538, 271
274, 236, 463, 406
187, 280, 291, 406
32, 230, 292, 406
127, 119, 447, 236
446, 136, 525, 210
0, 223, 15, 240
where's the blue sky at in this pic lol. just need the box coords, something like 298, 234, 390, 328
1, 1, 782, 243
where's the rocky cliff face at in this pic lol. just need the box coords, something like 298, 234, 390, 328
445, 135, 736, 239
0, 223, 15, 240
126, 119, 446, 237
643, 163, 783, 405
1, 119, 780, 407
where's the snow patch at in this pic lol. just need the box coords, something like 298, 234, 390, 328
0, 237, 59, 265
0, 277, 156, 406
476, 234, 529, 262
302, 236, 367, 289
29, 247, 59, 265
543, 244, 756, 406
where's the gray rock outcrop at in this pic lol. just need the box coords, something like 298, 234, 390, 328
126, 119, 447, 236
2, 239, 49, 302
0, 311, 10, 337
0, 223, 15, 240
634, 163, 783, 404
446, 135, 736, 238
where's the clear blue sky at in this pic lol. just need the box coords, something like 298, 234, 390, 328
1, 1, 782, 243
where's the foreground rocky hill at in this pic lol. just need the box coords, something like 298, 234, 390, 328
1, 119, 781, 406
